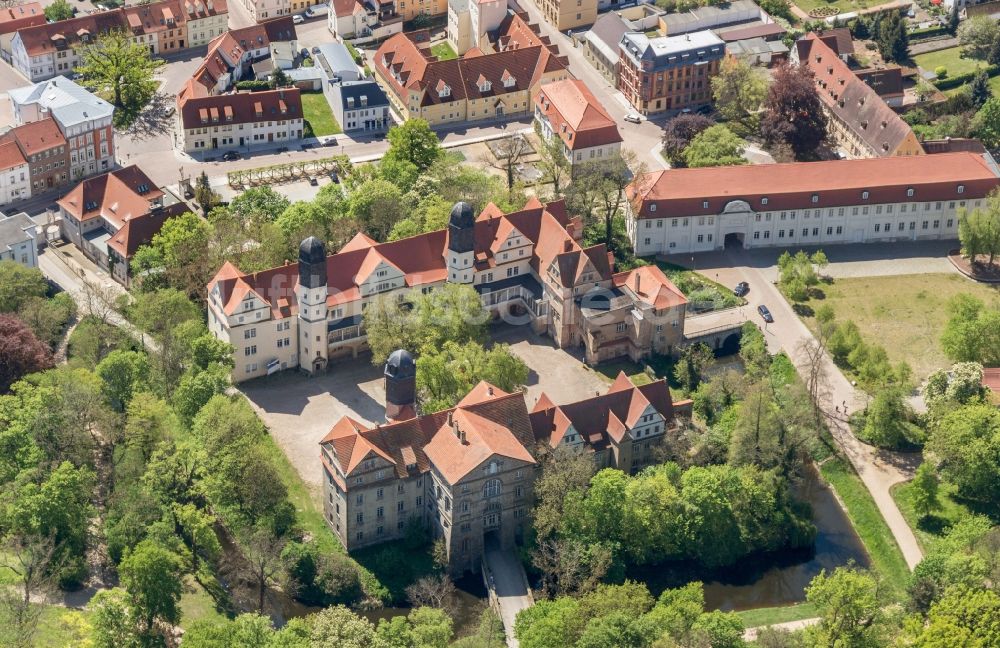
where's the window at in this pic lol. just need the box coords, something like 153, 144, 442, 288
811, 194, 819, 203
376, 487, 383, 499
244, 345, 257, 356
761, 197, 768, 205
907, 188, 914, 197
616, 321, 627, 333
826, 227, 833, 235
958, 185, 965, 194
875, 223, 881, 232
649, 203, 657, 212
483, 479, 502, 498
862, 191, 869, 200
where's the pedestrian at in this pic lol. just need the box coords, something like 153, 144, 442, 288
835, 406, 840, 413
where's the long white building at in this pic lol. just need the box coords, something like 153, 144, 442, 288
626, 153, 1000, 256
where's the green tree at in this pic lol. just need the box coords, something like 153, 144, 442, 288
229, 186, 291, 224
711, 55, 768, 130
874, 10, 909, 63
131, 211, 214, 299
383, 119, 442, 172
270, 67, 290, 89
564, 150, 642, 255
806, 566, 884, 648
914, 586, 1000, 646
171, 503, 221, 571
363, 293, 417, 366
959, 15, 1000, 60
75, 29, 163, 130
16, 292, 76, 349
118, 540, 183, 637
761, 63, 828, 160
862, 387, 913, 449
95, 350, 151, 411
924, 362, 987, 409
971, 68, 993, 109
416, 340, 528, 411
123, 391, 177, 465
911, 462, 941, 520
182, 613, 285, 648
957, 190, 1000, 265
683, 124, 747, 168
925, 402, 1000, 504
172, 363, 230, 425
661, 114, 714, 167
406, 607, 453, 648
940, 293, 1000, 365
974, 96, 1000, 148
90, 588, 144, 648
673, 343, 713, 392
43, 0, 74, 20
309, 605, 389, 648
535, 124, 571, 196
348, 178, 404, 241
193, 171, 219, 218
129, 288, 200, 389
0, 261, 48, 313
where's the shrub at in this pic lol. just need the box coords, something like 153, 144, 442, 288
235, 80, 271, 91
935, 66, 948, 79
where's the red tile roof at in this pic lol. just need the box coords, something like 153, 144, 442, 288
0, 2, 44, 34
0, 141, 28, 172
321, 382, 536, 483
629, 152, 1000, 219
613, 264, 687, 310
535, 79, 622, 151
57, 165, 164, 229
982, 367, 1000, 395
106, 202, 187, 258
0, 117, 66, 156
178, 87, 302, 130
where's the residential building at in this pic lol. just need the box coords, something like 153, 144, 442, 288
794, 33, 923, 159
183, 18, 298, 98
9, 76, 115, 181
206, 198, 687, 382
315, 41, 359, 81
0, 118, 69, 193
535, 0, 596, 32
447, 0, 506, 56
329, 80, 390, 132
534, 79, 622, 167
854, 66, 905, 107
659, 0, 769, 36
320, 361, 680, 572
329, 0, 370, 38
396, 0, 447, 23
617, 30, 725, 115
625, 152, 1000, 256
581, 13, 628, 83
725, 36, 788, 67
234, 0, 323, 24
57, 165, 187, 286
0, 142, 30, 207
175, 87, 304, 153
0, 2, 44, 64
9, 0, 229, 82
0, 211, 38, 268
374, 22, 568, 127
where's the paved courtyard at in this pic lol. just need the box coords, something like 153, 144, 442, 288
241, 325, 614, 487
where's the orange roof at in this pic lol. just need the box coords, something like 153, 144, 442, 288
535, 79, 622, 151
629, 152, 1000, 219
0, 118, 66, 156
57, 165, 164, 229
0, 141, 28, 172
982, 368, 1000, 394
613, 265, 687, 310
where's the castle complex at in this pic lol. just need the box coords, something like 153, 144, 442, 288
206, 198, 688, 382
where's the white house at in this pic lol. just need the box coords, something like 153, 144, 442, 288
0, 141, 30, 207
0, 211, 38, 268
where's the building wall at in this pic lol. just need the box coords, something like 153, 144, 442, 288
397, 0, 447, 21
339, 103, 390, 131
187, 13, 229, 47
0, 163, 30, 206
583, 38, 616, 83
0, 223, 37, 268
627, 197, 980, 256
618, 54, 719, 115
537, 0, 597, 31
179, 117, 303, 153
447, 3, 471, 54
26, 144, 70, 192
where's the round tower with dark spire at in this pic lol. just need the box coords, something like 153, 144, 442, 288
295, 236, 329, 374
384, 349, 416, 422
446, 201, 475, 284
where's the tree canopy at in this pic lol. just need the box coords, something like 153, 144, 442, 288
75, 29, 163, 130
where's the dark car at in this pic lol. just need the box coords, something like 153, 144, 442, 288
329, 172, 340, 184
222, 151, 240, 161
733, 281, 749, 297
308, 176, 318, 186
757, 304, 774, 323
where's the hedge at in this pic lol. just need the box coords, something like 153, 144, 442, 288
235, 80, 271, 91
909, 24, 951, 40
932, 64, 1000, 90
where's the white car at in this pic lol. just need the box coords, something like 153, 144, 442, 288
292, 13, 304, 23
624, 113, 642, 124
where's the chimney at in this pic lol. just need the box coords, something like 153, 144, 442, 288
460, 430, 467, 444
487, 386, 494, 396
563, 239, 572, 252
448, 411, 453, 426
636, 273, 641, 295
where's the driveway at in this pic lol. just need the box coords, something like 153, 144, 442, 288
240, 361, 385, 487
684, 246, 925, 570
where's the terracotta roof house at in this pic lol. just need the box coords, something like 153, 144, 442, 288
626, 152, 1000, 256
534, 78, 622, 168
206, 198, 688, 382
0, 117, 69, 194
0, 141, 30, 207
373, 24, 569, 127
794, 33, 924, 159
57, 165, 187, 286
9, 0, 228, 81
175, 87, 303, 154
0, 2, 44, 63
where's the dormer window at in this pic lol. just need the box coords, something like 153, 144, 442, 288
137, 183, 149, 193
811, 194, 819, 203
907, 188, 914, 197
862, 191, 869, 200
761, 197, 769, 205
958, 185, 965, 194
437, 80, 450, 98
502, 69, 515, 88
478, 76, 491, 92
649, 203, 657, 212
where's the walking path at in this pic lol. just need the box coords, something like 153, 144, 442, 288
743, 617, 822, 641
683, 247, 925, 570
482, 538, 534, 648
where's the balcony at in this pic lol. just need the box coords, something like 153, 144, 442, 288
328, 314, 365, 345
477, 274, 548, 318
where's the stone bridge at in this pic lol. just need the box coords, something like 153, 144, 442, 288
683, 307, 751, 355
481, 535, 534, 648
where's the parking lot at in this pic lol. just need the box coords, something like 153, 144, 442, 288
241, 325, 616, 487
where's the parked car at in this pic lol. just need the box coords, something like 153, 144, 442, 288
222, 151, 240, 161
304, 3, 329, 17
324, 138, 338, 146
164, 105, 175, 117
733, 281, 749, 297
329, 172, 340, 183
624, 113, 642, 124
292, 13, 304, 23
309, 177, 318, 186
312, 46, 321, 54
757, 304, 774, 323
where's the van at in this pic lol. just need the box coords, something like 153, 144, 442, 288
304, 3, 329, 17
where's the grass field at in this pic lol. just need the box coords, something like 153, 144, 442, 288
913, 47, 984, 80
430, 41, 457, 60
31, 605, 93, 646
819, 458, 910, 599
791, 0, 874, 16
799, 273, 1000, 379
301, 92, 342, 138
891, 479, 995, 553
179, 575, 229, 630
737, 602, 818, 628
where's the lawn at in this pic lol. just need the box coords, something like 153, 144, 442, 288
30, 605, 93, 646
891, 479, 996, 553
350, 539, 437, 605
791, 0, 872, 16
819, 458, 910, 599
913, 46, 984, 80
798, 273, 1000, 379
179, 575, 229, 630
658, 262, 744, 312
301, 92, 342, 139
430, 41, 457, 61
736, 602, 818, 628
593, 355, 681, 391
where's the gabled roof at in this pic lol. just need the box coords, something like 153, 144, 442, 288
0, 141, 28, 172
178, 87, 302, 130
0, 117, 66, 156
0, 2, 44, 34
106, 202, 187, 259
321, 382, 536, 484
529, 372, 676, 450
797, 33, 919, 158
535, 78, 622, 151
9, 76, 114, 130
613, 264, 687, 310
